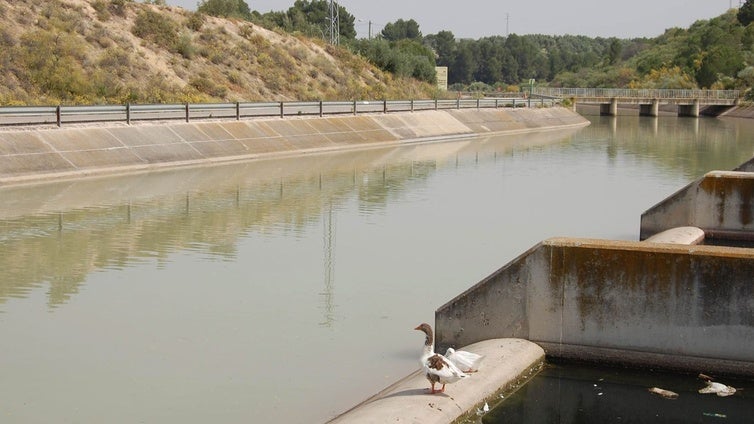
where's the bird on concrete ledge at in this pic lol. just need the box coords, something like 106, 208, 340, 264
414, 323, 468, 394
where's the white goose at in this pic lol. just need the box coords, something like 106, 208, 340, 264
444, 347, 485, 373
414, 323, 468, 394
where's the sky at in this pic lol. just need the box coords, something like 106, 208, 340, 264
166, 0, 737, 40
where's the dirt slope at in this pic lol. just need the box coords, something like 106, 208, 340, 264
0, 0, 438, 105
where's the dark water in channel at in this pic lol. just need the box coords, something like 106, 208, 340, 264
2, 113, 754, 422
483, 362, 754, 424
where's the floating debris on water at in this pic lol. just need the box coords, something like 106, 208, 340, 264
703, 412, 727, 418
699, 381, 737, 397
648, 387, 679, 399
698, 373, 737, 397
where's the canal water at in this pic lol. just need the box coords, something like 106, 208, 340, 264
2, 113, 754, 423
483, 361, 754, 424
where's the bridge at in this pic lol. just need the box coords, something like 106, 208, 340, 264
532, 87, 740, 117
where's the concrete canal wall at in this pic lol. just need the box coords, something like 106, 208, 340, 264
0, 107, 587, 185
435, 237, 754, 377
640, 163, 754, 241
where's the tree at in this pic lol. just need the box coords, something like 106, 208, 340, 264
424, 30, 455, 66
380, 19, 422, 41
197, 0, 251, 20
258, 1, 356, 40
739, 0, 754, 26
607, 38, 622, 65
351, 38, 436, 83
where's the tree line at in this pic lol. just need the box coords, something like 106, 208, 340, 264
198, 0, 754, 97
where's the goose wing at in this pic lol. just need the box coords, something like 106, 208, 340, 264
445, 348, 485, 372
424, 353, 468, 382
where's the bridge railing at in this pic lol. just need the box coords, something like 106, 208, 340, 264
533, 87, 740, 100
0, 97, 559, 128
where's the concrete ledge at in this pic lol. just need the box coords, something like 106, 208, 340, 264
644, 226, 704, 244
327, 339, 544, 424
436, 237, 754, 377
641, 169, 754, 241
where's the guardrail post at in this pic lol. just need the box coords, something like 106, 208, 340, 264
456, 98, 460, 109
56, 105, 61, 127
185, 103, 190, 123
236, 102, 240, 120
495, 99, 498, 108
353, 99, 357, 115
279, 102, 284, 118
126, 103, 131, 125
512, 99, 516, 108
434, 98, 438, 110
477, 98, 480, 109
319, 100, 323, 117
410, 99, 414, 112
383, 99, 387, 114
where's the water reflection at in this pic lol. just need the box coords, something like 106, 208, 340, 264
320, 202, 336, 327
0, 129, 574, 309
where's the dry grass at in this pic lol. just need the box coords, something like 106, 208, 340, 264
0, 0, 439, 105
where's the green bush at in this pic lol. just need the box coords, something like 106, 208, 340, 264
18, 30, 89, 101
175, 32, 196, 59
189, 74, 228, 98
109, 0, 131, 17
186, 12, 205, 31
92, 0, 111, 21
132, 9, 178, 48
197, 0, 251, 20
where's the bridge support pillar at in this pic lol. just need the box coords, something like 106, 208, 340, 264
639, 99, 659, 117
600, 98, 618, 116
678, 99, 700, 117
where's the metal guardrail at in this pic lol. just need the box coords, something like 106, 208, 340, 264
533, 87, 740, 100
0, 98, 560, 128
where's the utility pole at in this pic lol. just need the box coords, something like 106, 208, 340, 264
506, 13, 510, 36
369, 20, 372, 40
328, 0, 340, 45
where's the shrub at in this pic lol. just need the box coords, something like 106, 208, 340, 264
18, 30, 89, 100
91, 0, 111, 21
197, 0, 251, 20
189, 73, 228, 98
109, 0, 131, 17
175, 32, 196, 59
186, 12, 205, 32
132, 9, 179, 48
98, 47, 132, 75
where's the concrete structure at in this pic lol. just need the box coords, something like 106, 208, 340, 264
0, 108, 588, 186
644, 226, 705, 245
638, 99, 659, 117
435, 238, 754, 377
533, 88, 738, 117
640, 170, 754, 241
327, 339, 544, 424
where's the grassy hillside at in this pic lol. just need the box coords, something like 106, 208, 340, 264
0, 0, 439, 106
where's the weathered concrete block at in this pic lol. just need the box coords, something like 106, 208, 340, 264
641, 171, 754, 240
436, 238, 754, 376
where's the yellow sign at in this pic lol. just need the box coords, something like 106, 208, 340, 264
436, 67, 448, 90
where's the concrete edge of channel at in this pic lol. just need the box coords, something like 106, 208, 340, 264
327, 338, 545, 424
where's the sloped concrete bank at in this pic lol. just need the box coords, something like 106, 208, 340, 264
0, 108, 588, 186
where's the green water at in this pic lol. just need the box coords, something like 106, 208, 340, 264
483, 362, 754, 424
